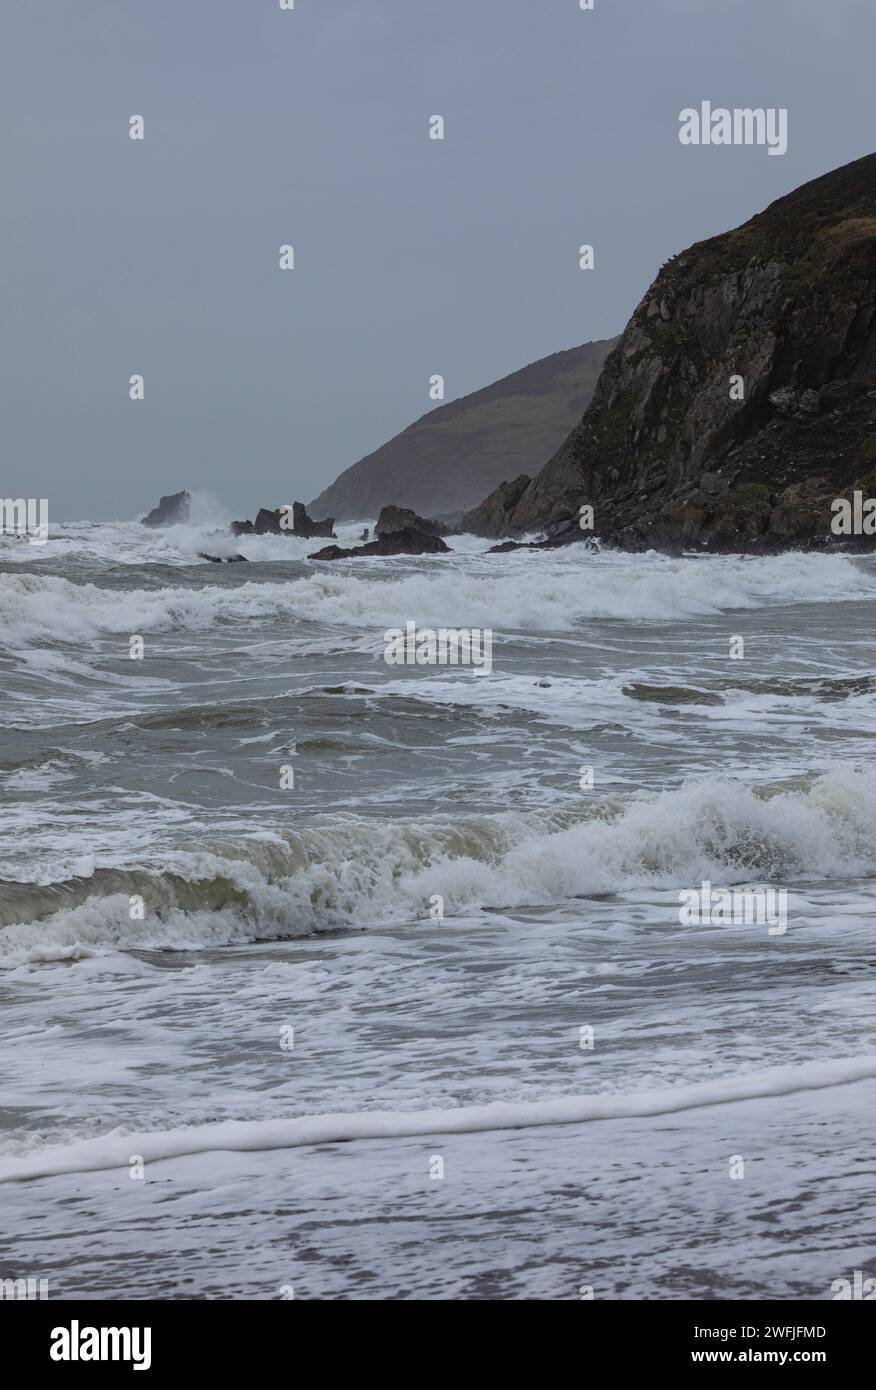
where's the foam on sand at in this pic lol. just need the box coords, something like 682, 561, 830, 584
1, 1054, 873, 1184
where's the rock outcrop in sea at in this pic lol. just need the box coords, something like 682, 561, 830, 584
309, 527, 451, 560
141, 491, 191, 526
232, 501, 335, 539
374, 505, 455, 538
463, 152, 876, 552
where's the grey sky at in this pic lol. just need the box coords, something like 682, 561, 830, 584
2, 0, 874, 521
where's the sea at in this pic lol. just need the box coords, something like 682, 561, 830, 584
1, 499, 875, 1300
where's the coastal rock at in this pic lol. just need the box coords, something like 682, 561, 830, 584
142, 491, 191, 526
290, 501, 335, 538
465, 152, 876, 552
231, 507, 284, 536
374, 505, 454, 538
487, 527, 589, 554
232, 501, 335, 538
198, 552, 248, 563
460, 473, 531, 537
309, 526, 451, 560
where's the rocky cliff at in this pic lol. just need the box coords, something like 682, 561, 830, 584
309, 340, 616, 521
465, 153, 876, 550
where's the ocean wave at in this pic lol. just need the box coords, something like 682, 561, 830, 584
2, 768, 875, 965
1, 501, 374, 568
2, 551, 876, 648
1, 1053, 873, 1183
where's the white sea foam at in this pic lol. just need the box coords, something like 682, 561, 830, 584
0, 506, 371, 569
2, 550, 876, 648
1, 1053, 873, 1183
2, 768, 874, 964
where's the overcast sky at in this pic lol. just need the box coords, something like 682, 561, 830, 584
1, 0, 874, 521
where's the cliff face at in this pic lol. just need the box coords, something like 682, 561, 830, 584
309, 340, 616, 521
458, 474, 532, 538
467, 153, 876, 549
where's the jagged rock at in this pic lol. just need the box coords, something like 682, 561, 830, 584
766, 385, 820, 418
309, 526, 451, 560
199, 552, 248, 563
485, 512, 595, 552
290, 501, 335, 538
232, 501, 335, 538
142, 491, 191, 526
819, 379, 868, 409
232, 508, 281, 536
374, 505, 454, 538
768, 387, 798, 414
460, 474, 532, 537
487, 531, 588, 554
231, 508, 276, 536
465, 152, 876, 552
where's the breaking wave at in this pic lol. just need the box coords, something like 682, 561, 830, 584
2, 768, 875, 965
2, 550, 876, 648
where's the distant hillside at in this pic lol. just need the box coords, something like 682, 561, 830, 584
309, 340, 616, 521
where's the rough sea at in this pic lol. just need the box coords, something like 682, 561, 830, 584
2, 501, 875, 1299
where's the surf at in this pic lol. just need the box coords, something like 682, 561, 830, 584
2, 767, 876, 965
2, 1054, 873, 1184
